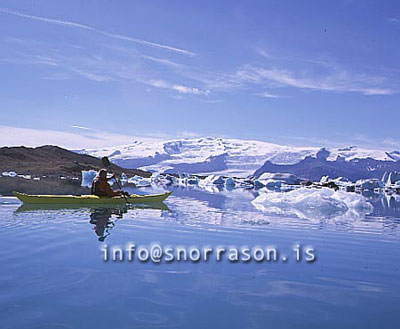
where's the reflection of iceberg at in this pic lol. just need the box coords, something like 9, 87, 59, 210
252, 188, 373, 220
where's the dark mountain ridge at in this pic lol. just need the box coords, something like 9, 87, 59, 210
254, 149, 400, 182
0, 145, 151, 178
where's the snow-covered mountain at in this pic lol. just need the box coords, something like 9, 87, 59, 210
75, 137, 400, 179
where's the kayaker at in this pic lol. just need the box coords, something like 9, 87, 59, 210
91, 169, 124, 197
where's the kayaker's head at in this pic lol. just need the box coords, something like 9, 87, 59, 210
98, 169, 107, 180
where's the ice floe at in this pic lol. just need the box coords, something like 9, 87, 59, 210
2, 171, 17, 177
81, 170, 97, 187
252, 188, 373, 220
355, 179, 383, 191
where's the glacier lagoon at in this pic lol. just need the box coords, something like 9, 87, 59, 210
0, 186, 399, 329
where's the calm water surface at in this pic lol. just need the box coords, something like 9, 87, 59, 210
0, 187, 399, 329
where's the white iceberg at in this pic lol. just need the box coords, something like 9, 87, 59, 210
128, 176, 152, 187
120, 173, 128, 186
17, 174, 31, 180
81, 170, 97, 187
258, 172, 301, 185
355, 178, 383, 191
199, 174, 225, 186
252, 188, 373, 220
2, 171, 17, 177
387, 171, 400, 186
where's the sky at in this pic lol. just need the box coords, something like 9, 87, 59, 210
0, 0, 399, 149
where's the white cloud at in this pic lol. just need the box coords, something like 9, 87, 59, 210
177, 130, 201, 138
71, 125, 92, 131
0, 8, 195, 56
142, 55, 182, 68
257, 49, 270, 58
148, 79, 169, 88
71, 68, 113, 82
145, 79, 209, 95
259, 92, 285, 98
0, 125, 140, 149
387, 17, 400, 24
172, 84, 210, 95
236, 65, 395, 95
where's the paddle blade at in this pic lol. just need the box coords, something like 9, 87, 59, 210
101, 156, 111, 168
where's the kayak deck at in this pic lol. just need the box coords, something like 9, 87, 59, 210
13, 191, 172, 205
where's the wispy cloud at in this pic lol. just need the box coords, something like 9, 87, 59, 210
141, 55, 182, 68
70, 68, 114, 82
0, 125, 140, 148
387, 17, 400, 24
71, 125, 92, 131
172, 84, 210, 95
0, 8, 195, 56
235, 65, 395, 95
259, 92, 286, 99
1, 22, 395, 99
146, 79, 209, 95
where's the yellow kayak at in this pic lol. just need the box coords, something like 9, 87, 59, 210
14, 191, 172, 205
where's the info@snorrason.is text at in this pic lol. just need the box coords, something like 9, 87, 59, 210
101, 243, 317, 264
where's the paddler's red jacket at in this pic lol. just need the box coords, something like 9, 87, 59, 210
91, 176, 121, 197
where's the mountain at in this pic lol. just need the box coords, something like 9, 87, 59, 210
0, 145, 151, 178
254, 148, 400, 182
77, 137, 400, 181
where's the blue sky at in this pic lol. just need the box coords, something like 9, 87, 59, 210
0, 0, 399, 149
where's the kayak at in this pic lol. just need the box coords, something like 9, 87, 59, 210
16, 202, 171, 213
13, 191, 172, 205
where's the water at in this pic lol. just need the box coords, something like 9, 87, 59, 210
1, 187, 399, 329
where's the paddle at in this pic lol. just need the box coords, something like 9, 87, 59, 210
101, 156, 130, 205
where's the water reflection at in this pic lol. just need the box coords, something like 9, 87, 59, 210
15, 202, 171, 241
89, 206, 127, 242
9, 187, 400, 236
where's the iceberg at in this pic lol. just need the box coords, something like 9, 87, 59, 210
224, 177, 236, 187
2, 171, 17, 177
127, 176, 152, 187
120, 173, 128, 186
81, 170, 97, 188
17, 174, 31, 180
258, 172, 301, 185
199, 174, 225, 186
252, 188, 373, 220
355, 179, 383, 191
387, 171, 400, 185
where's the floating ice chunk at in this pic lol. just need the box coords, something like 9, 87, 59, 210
320, 175, 330, 184
177, 175, 200, 186
387, 171, 400, 185
2, 171, 17, 177
128, 176, 152, 187
200, 174, 225, 186
254, 180, 265, 188
120, 173, 128, 186
333, 176, 352, 186
17, 174, 31, 180
187, 177, 199, 185
224, 177, 236, 187
81, 170, 97, 187
252, 188, 373, 220
258, 172, 301, 185
254, 178, 282, 189
262, 179, 282, 189
355, 179, 383, 190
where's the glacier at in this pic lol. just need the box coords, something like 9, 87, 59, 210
78, 137, 400, 179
